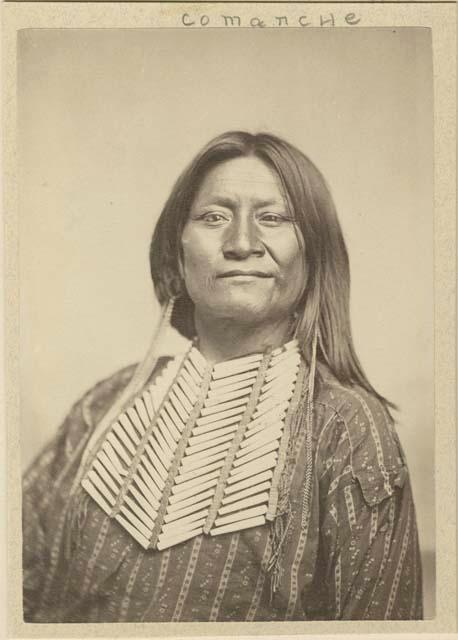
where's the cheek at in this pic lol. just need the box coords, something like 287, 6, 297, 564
275, 237, 307, 299
181, 231, 218, 290
274, 233, 305, 276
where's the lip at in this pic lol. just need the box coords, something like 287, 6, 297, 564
217, 270, 273, 278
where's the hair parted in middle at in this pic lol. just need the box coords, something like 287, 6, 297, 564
150, 130, 393, 412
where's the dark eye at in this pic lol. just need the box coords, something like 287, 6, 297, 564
258, 212, 289, 226
203, 212, 227, 224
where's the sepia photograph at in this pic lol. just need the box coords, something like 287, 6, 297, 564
16, 25, 435, 625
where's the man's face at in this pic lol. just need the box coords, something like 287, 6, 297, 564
181, 156, 305, 328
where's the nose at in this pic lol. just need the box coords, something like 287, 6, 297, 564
222, 216, 265, 260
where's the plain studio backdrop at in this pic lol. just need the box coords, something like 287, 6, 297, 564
18, 28, 434, 615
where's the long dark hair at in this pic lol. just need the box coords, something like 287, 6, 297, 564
150, 131, 394, 413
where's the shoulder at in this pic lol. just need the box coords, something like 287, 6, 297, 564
80, 356, 174, 429
25, 363, 139, 479
23, 357, 175, 490
312, 365, 407, 507
56, 358, 175, 463
79, 363, 137, 429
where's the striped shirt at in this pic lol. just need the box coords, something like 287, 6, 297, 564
22, 359, 423, 621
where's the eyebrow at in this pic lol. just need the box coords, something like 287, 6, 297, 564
253, 198, 286, 209
199, 196, 237, 209
196, 196, 286, 210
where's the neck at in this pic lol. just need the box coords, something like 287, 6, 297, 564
194, 312, 294, 365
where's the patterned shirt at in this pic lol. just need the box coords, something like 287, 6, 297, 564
22, 359, 423, 622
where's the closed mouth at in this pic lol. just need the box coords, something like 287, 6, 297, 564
218, 270, 273, 278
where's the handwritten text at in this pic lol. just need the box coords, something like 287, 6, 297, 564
181, 13, 361, 28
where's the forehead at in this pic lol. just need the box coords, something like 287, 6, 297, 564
193, 156, 286, 206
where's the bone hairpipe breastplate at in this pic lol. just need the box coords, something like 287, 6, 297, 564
82, 339, 302, 550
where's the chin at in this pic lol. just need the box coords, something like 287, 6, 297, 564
212, 299, 272, 324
